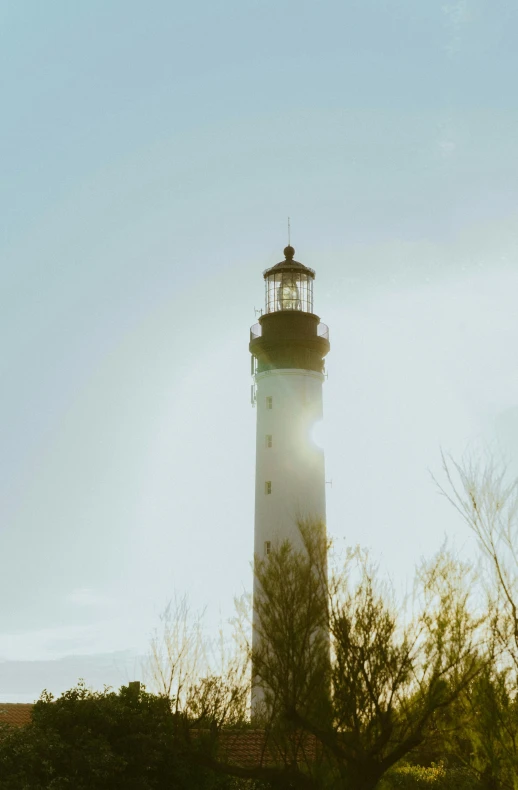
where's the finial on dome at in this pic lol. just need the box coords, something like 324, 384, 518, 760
284, 245, 295, 260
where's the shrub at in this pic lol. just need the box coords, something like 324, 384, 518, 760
378, 762, 481, 790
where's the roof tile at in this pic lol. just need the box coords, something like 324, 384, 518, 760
0, 703, 33, 728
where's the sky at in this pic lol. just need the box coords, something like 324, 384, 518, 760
2, 0, 518, 701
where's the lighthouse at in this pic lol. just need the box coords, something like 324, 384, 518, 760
249, 244, 330, 706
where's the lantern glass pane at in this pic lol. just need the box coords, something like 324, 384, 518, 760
265, 271, 314, 313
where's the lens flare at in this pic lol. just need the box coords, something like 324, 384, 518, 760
309, 420, 325, 449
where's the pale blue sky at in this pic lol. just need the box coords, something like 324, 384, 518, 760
2, 0, 518, 700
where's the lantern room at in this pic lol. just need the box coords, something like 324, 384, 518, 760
263, 245, 315, 314
250, 244, 330, 375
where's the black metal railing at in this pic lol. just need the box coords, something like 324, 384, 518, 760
250, 321, 329, 342
317, 323, 329, 340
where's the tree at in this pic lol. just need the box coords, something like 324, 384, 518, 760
434, 453, 518, 789
436, 452, 518, 668
148, 520, 487, 790
0, 681, 241, 789
252, 518, 331, 727
249, 523, 486, 790
146, 593, 251, 729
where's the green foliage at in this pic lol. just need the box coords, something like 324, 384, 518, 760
253, 520, 330, 723
468, 668, 518, 788
379, 763, 480, 790
431, 665, 518, 790
0, 681, 239, 790
251, 524, 487, 790
434, 454, 518, 788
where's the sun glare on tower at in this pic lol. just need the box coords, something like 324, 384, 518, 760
309, 419, 325, 450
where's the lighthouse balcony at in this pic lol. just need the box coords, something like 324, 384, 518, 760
250, 321, 329, 342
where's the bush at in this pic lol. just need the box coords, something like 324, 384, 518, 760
378, 762, 481, 790
0, 681, 240, 790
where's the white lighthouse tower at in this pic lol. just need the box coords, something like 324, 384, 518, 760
249, 244, 330, 704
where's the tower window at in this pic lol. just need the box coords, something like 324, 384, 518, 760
266, 435, 272, 448
265, 481, 272, 495
266, 396, 273, 410
264, 541, 271, 556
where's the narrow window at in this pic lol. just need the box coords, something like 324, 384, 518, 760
264, 541, 271, 556
266, 435, 272, 448
265, 481, 272, 495
266, 396, 273, 410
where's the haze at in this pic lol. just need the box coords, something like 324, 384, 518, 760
2, 0, 518, 701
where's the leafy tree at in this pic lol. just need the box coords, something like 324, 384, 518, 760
461, 666, 518, 789
246, 524, 486, 790
149, 520, 487, 790
436, 453, 518, 788
252, 519, 331, 727
0, 681, 241, 789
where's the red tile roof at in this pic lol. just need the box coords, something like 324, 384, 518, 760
217, 729, 319, 767
0, 703, 34, 728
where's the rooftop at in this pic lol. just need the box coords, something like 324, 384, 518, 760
0, 703, 34, 728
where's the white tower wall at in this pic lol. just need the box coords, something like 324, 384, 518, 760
253, 368, 326, 559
